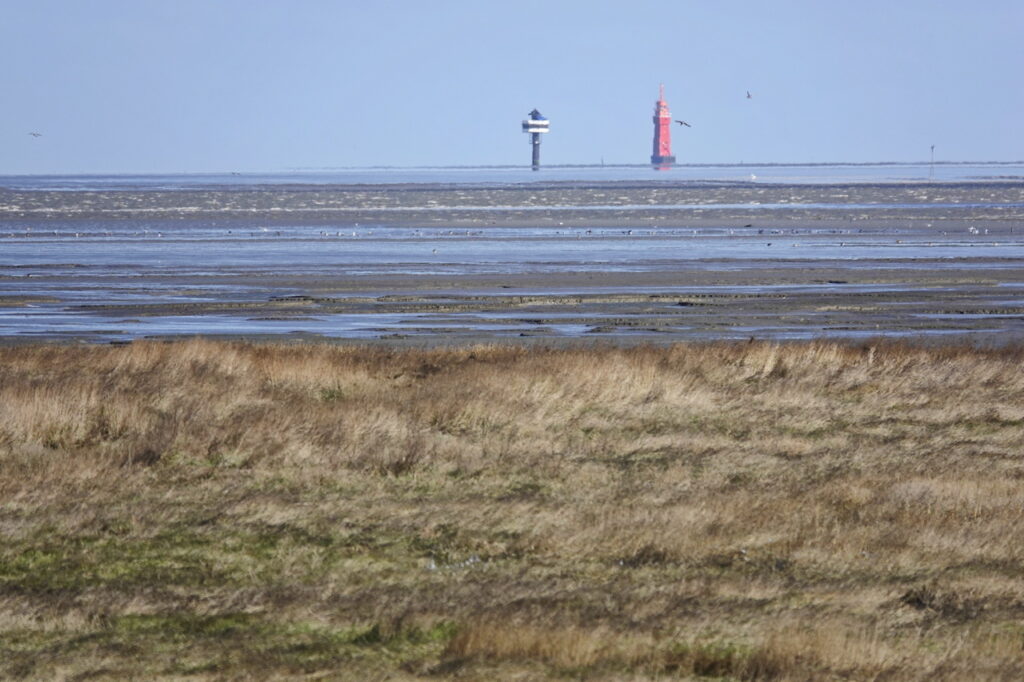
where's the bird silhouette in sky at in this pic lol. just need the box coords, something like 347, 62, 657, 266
746, 91, 752, 99
674, 120, 691, 127
28, 132, 42, 137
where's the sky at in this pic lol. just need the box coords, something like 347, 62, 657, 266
2, 0, 1021, 174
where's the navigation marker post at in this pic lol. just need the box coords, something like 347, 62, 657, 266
522, 109, 550, 171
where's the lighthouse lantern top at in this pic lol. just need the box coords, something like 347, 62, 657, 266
522, 109, 550, 133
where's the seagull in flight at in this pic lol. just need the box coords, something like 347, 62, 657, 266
28, 132, 42, 137
674, 120, 691, 127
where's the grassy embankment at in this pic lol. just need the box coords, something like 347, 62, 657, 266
1, 340, 1023, 680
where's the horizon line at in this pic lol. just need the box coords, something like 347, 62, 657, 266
3, 159, 1023, 178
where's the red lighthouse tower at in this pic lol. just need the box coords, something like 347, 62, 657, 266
650, 84, 676, 167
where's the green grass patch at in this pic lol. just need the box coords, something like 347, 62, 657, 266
0, 531, 230, 593
1, 614, 459, 679
0, 520, 386, 595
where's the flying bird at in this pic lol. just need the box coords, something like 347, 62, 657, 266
746, 91, 752, 99
28, 132, 42, 137
674, 120, 691, 127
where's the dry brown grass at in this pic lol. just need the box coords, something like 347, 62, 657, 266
1, 339, 1023, 679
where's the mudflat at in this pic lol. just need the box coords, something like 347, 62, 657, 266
2, 179, 1023, 343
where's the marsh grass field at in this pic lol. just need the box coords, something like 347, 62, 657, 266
1, 339, 1023, 679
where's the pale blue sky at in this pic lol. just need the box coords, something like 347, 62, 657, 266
2, 0, 1021, 173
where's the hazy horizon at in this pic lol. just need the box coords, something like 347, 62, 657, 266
4, 159, 1023, 180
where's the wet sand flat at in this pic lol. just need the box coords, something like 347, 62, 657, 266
2, 179, 1023, 344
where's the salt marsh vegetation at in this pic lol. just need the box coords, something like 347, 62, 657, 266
1, 339, 1023, 679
